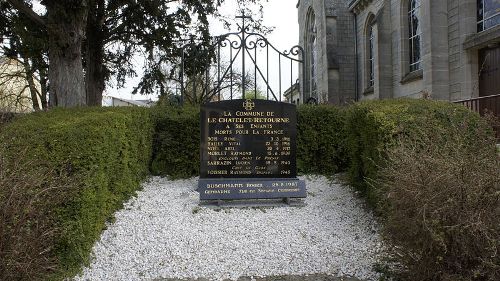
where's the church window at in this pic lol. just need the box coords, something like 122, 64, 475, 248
310, 27, 317, 97
367, 23, 375, 87
477, 0, 500, 32
305, 9, 317, 100
408, 0, 421, 72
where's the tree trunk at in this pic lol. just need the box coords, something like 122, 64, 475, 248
21, 58, 41, 111
85, 0, 106, 106
39, 66, 49, 110
45, 1, 87, 108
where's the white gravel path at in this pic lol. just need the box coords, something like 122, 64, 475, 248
74, 176, 386, 281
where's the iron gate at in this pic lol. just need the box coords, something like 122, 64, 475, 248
179, 13, 306, 104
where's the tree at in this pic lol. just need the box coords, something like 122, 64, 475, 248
181, 67, 255, 105
4, 0, 86, 107
4, 0, 265, 108
0, 57, 43, 112
0, 1, 48, 110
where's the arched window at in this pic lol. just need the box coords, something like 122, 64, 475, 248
368, 24, 375, 87
408, 0, 421, 72
365, 17, 375, 88
477, 0, 500, 32
305, 9, 317, 100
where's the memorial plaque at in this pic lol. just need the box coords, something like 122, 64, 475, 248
198, 99, 306, 201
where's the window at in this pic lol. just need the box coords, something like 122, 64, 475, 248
367, 23, 375, 87
478, 0, 500, 32
305, 9, 317, 100
408, 0, 421, 72
310, 32, 317, 97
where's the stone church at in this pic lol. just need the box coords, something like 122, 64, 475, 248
295, 0, 500, 105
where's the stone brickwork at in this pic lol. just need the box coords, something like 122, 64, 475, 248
299, 0, 500, 103
297, 0, 356, 105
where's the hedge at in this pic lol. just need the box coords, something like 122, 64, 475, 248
345, 99, 493, 204
345, 99, 499, 280
149, 103, 350, 179
1, 99, 496, 281
297, 105, 348, 174
150, 105, 200, 179
0, 107, 153, 280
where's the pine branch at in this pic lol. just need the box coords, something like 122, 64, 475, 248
6, 0, 46, 27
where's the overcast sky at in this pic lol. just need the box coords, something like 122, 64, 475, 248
112, 0, 299, 101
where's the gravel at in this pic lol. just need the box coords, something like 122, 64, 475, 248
74, 175, 387, 281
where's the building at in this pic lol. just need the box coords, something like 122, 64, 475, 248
0, 57, 42, 113
298, 0, 357, 104
102, 95, 155, 107
297, 0, 500, 104
284, 81, 301, 104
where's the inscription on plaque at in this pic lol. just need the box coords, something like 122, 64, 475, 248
200, 99, 296, 178
198, 99, 306, 201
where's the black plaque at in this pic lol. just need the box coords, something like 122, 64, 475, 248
199, 99, 306, 201
198, 178, 306, 200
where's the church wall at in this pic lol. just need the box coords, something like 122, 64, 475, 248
298, 0, 330, 103
388, 0, 424, 99
447, 0, 479, 101
327, 0, 356, 104
301, 0, 488, 103
298, 0, 356, 105
354, 0, 392, 101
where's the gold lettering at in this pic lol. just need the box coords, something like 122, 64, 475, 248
250, 124, 273, 129
207, 170, 228, 175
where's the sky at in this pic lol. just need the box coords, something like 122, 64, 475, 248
112, 0, 300, 101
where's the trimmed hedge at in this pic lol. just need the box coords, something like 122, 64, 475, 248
0, 107, 153, 280
150, 105, 200, 179
345, 99, 493, 204
2, 99, 495, 281
297, 105, 348, 174
0, 111, 18, 127
149, 103, 350, 179
345, 99, 499, 281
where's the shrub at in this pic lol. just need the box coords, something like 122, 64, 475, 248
297, 105, 348, 175
0, 148, 76, 280
345, 99, 492, 205
0, 107, 153, 280
378, 117, 499, 281
0, 111, 18, 127
149, 103, 350, 178
150, 104, 200, 178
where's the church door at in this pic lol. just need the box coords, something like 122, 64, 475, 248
478, 46, 500, 115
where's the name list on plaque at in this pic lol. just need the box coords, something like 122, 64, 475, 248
199, 99, 306, 201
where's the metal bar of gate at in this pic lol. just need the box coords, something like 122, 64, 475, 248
266, 44, 269, 100
254, 46, 257, 99
217, 44, 221, 101
278, 54, 282, 102
244, 48, 278, 101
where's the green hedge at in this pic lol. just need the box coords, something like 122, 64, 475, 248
297, 105, 348, 174
149, 103, 350, 178
1, 99, 496, 281
0, 107, 153, 280
150, 105, 200, 179
345, 100, 499, 280
345, 99, 492, 205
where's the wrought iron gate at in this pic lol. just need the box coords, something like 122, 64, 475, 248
179, 13, 305, 104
